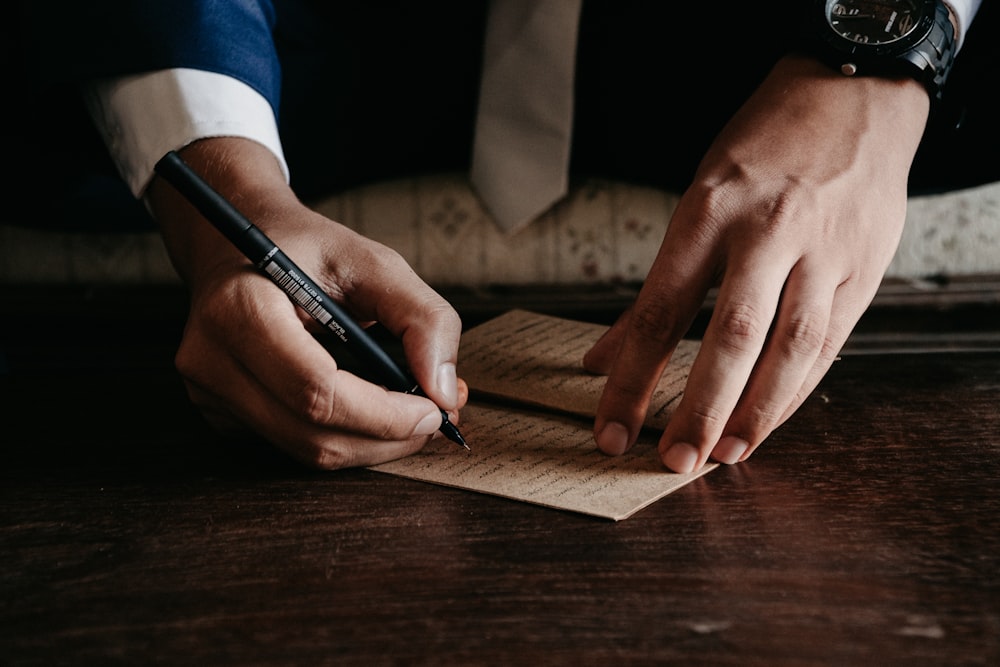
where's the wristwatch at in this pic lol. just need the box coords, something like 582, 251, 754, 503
810, 0, 957, 100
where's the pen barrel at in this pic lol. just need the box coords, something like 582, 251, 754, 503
155, 151, 263, 258
258, 247, 417, 392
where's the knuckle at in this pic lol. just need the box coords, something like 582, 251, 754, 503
754, 181, 816, 239
688, 178, 735, 219
287, 378, 340, 427
362, 240, 408, 272
312, 444, 355, 470
174, 345, 199, 381
174, 341, 218, 389
424, 298, 462, 328
744, 399, 786, 432
628, 300, 679, 347
605, 378, 655, 410
714, 302, 766, 353
777, 310, 828, 358
677, 182, 731, 243
762, 189, 803, 228
685, 402, 729, 434
687, 173, 811, 238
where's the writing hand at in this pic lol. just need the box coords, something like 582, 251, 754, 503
147, 138, 466, 468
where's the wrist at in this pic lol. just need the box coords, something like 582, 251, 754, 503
719, 53, 931, 186
147, 137, 295, 284
773, 53, 930, 124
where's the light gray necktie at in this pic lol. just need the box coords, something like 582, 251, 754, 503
470, 0, 582, 234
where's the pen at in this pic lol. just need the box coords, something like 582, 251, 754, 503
153, 150, 468, 450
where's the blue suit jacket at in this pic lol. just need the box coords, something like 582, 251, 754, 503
23, 1, 282, 115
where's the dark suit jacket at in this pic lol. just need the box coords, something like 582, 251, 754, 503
21, 1, 281, 112
9, 1, 999, 232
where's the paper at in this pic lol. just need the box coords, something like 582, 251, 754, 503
369, 309, 716, 520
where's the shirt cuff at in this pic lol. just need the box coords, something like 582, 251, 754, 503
945, 0, 983, 51
84, 68, 290, 197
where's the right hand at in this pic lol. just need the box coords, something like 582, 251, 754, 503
146, 137, 467, 469
584, 55, 927, 473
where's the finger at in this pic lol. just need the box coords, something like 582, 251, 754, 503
741, 277, 873, 459
183, 354, 442, 469
395, 296, 463, 411
657, 252, 791, 472
182, 280, 343, 424
327, 238, 464, 412
592, 219, 715, 456
708, 259, 835, 464
178, 295, 447, 448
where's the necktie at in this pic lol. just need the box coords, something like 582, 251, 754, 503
470, 0, 582, 234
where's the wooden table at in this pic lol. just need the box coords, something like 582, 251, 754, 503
2, 290, 999, 666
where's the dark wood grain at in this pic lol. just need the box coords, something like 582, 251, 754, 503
2, 294, 999, 666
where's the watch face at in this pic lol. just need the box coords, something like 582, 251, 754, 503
825, 1, 925, 45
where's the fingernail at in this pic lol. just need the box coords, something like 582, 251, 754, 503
712, 436, 749, 465
414, 410, 442, 437
596, 421, 630, 455
663, 442, 699, 473
437, 362, 458, 406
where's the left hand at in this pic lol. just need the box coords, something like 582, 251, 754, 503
585, 55, 931, 472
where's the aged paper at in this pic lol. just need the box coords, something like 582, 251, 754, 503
455, 308, 700, 430
370, 310, 716, 520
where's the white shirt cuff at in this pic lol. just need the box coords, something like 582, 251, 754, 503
946, 0, 982, 51
84, 68, 290, 197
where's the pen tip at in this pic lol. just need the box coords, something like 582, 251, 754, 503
439, 411, 470, 450
449, 427, 471, 451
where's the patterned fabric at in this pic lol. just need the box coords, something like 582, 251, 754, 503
2, 177, 998, 285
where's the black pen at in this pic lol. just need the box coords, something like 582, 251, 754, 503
154, 150, 468, 450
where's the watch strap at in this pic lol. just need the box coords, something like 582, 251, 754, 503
807, 0, 958, 101
905, 1, 957, 100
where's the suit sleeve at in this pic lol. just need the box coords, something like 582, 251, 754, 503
20, 0, 282, 115
16, 1, 287, 201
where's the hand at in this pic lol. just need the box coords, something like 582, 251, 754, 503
585, 55, 930, 472
146, 137, 466, 468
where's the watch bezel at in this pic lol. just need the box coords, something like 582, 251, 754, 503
816, 0, 938, 59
